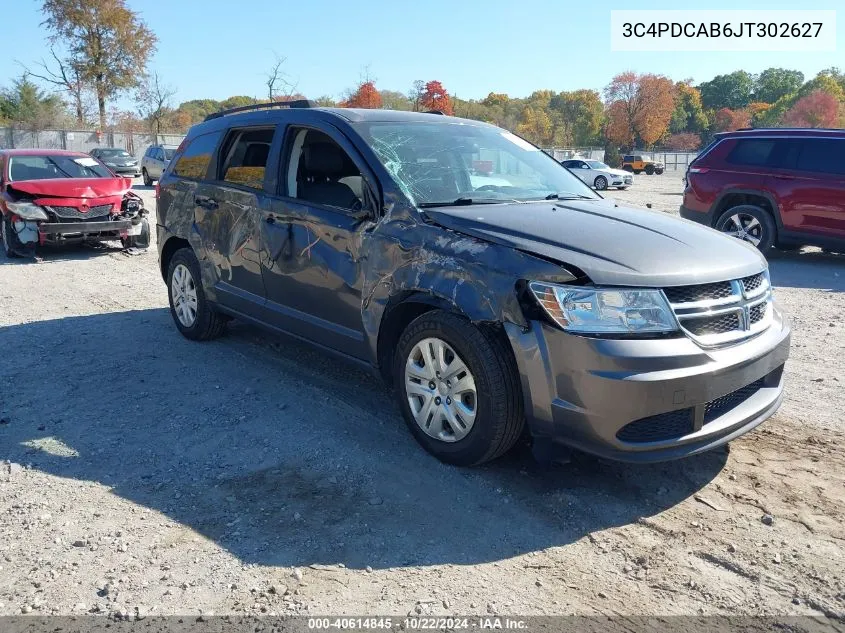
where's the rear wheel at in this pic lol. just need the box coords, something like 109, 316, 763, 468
623, 165, 634, 172
594, 176, 608, 191
166, 248, 227, 340
715, 205, 776, 256
394, 310, 524, 466
633, 169, 642, 175
142, 168, 152, 186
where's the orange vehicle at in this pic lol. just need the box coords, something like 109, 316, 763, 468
622, 154, 665, 175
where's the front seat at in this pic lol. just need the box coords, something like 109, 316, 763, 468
299, 143, 361, 210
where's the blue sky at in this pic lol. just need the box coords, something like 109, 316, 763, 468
2, 0, 842, 105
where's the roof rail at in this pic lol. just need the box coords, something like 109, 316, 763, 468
204, 99, 318, 122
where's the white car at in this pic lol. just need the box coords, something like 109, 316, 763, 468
561, 159, 633, 191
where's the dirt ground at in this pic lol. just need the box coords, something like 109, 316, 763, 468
0, 177, 843, 621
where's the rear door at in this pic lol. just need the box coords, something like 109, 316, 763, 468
198, 125, 279, 310
768, 137, 845, 240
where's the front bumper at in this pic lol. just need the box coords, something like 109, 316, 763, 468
506, 308, 790, 462
107, 165, 141, 175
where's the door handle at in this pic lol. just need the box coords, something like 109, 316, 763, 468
265, 216, 276, 224
195, 196, 218, 210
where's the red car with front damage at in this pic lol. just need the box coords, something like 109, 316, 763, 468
0, 149, 150, 258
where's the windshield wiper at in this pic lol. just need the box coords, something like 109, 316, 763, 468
418, 198, 503, 208
544, 192, 595, 200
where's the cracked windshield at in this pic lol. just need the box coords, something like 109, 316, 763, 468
359, 122, 598, 206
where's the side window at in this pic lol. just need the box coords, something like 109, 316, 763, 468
795, 139, 845, 176
218, 127, 274, 190
623, 155, 633, 162
172, 132, 222, 180
284, 128, 368, 213
726, 139, 776, 167
156, 148, 165, 161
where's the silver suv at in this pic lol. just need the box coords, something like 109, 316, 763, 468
141, 144, 178, 185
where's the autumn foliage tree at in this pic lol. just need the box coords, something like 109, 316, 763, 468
515, 107, 553, 146
783, 90, 842, 128
342, 81, 382, 109
664, 132, 701, 151
713, 107, 752, 132
604, 72, 675, 148
41, 0, 157, 131
419, 80, 453, 115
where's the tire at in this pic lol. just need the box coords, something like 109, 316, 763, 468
715, 205, 777, 256
655, 169, 664, 175
2, 214, 25, 258
166, 247, 227, 340
394, 310, 524, 466
594, 176, 608, 191
623, 165, 634, 173
633, 170, 642, 175
645, 164, 655, 175
142, 168, 152, 186
121, 217, 150, 249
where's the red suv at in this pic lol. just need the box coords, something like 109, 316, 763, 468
680, 128, 845, 255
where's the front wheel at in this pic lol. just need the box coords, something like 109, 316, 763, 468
655, 169, 664, 175
121, 217, 150, 249
1, 215, 29, 258
715, 205, 776, 256
142, 168, 152, 186
166, 248, 227, 340
594, 176, 608, 191
394, 310, 524, 466
645, 164, 655, 175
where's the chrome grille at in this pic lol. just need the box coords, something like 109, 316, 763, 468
664, 271, 773, 347
47, 204, 113, 220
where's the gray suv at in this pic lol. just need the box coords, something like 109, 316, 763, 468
141, 144, 178, 185
156, 101, 790, 466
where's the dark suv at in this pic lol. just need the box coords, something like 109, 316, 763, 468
681, 128, 845, 255
156, 102, 790, 466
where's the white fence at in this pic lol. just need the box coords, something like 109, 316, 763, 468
0, 127, 187, 162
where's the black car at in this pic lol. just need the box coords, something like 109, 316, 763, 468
89, 147, 141, 177
156, 101, 789, 466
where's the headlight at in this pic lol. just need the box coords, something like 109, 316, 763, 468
529, 282, 678, 334
6, 201, 48, 221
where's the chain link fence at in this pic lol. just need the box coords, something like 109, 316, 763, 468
0, 127, 187, 162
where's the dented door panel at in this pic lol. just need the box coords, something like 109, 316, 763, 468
193, 182, 266, 312
259, 197, 368, 359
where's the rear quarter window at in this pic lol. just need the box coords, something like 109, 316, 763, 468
172, 131, 223, 180
726, 139, 777, 167
795, 138, 845, 175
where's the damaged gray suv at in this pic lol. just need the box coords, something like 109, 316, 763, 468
156, 102, 790, 466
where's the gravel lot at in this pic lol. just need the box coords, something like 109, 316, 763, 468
0, 177, 843, 620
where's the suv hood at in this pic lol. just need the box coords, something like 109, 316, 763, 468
8, 177, 132, 199
423, 199, 765, 286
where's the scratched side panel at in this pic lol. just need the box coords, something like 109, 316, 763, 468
359, 203, 576, 366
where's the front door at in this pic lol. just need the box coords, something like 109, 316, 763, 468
259, 125, 375, 359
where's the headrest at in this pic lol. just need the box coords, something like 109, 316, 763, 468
242, 143, 269, 167
303, 142, 346, 175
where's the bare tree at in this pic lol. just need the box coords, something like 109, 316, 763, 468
409, 80, 425, 111
19, 49, 90, 125
137, 72, 176, 143
265, 53, 298, 101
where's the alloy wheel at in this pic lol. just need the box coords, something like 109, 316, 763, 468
404, 337, 478, 442
171, 263, 199, 327
720, 212, 763, 247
